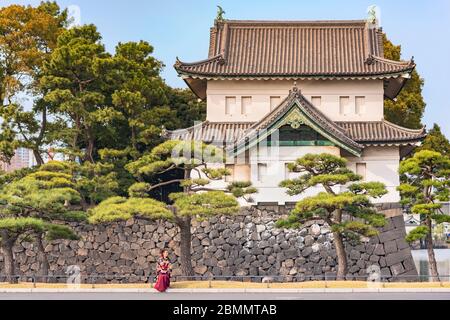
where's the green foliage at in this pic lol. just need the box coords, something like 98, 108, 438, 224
348, 182, 389, 198
170, 191, 239, 218
126, 140, 223, 178
280, 154, 361, 196
167, 88, 206, 128
416, 124, 450, 156
88, 197, 172, 224
0, 2, 69, 164
279, 153, 387, 239
383, 34, 426, 129
60, 211, 88, 222
227, 181, 258, 199
399, 150, 450, 249
44, 224, 79, 241
0, 160, 81, 252
0, 217, 45, 233
128, 182, 151, 198
74, 161, 119, 205
41, 24, 110, 162
406, 226, 429, 243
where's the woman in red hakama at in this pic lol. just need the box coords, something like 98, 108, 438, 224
154, 249, 172, 292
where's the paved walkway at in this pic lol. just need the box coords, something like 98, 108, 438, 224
1, 287, 450, 298
1, 291, 450, 300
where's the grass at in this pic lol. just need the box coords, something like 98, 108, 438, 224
1, 281, 450, 289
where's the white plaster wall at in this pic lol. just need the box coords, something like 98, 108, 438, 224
207, 79, 385, 123
346, 146, 401, 203
197, 145, 401, 205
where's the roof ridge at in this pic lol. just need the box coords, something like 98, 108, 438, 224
382, 119, 426, 133
218, 19, 368, 26
243, 90, 364, 153
175, 55, 223, 68
165, 121, 208, 134
371, 55, 414, 66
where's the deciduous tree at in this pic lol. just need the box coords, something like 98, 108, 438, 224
0, 2, 68, 165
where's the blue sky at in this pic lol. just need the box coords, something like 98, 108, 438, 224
2, 0, 450, 136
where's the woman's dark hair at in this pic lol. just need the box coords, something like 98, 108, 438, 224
160, 249, 168, 257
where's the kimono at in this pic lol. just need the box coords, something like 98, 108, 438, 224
154, 257, 172, 292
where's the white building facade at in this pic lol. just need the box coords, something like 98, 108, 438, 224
169, 19, 426, 205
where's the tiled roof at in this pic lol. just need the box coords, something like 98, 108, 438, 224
166, 120, 426, 146
175, 20, 415, 80
337, 121, 427, 144
167, 122, 252, 143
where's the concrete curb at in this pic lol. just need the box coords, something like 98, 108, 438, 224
1, 288, 450, 294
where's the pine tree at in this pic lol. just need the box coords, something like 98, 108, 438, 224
398, 150, 450, 281
41, 24, 113, 163
0, 161, 83, 283
278, 154, 387, 280
89, 140, 256, 276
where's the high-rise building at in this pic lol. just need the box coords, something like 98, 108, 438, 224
0, 148, 36, 173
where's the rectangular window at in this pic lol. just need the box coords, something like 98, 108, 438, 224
356, 96, 365, 115
270, 96, 281, 111
225, 97, 236, 115
339, 96, 350, 115
311, 96, 322, 107
257, 163, 268, 183
356, 163, 367, 180
241, 97, 252, 115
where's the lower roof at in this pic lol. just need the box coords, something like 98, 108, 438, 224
166, 120, 426, 147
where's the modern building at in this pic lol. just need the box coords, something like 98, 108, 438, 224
167, 18, 426, 205
0, 148, 36, 173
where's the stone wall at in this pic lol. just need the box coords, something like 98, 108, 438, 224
0, 204, 418, 283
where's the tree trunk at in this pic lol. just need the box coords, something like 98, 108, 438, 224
84, 127, 95, 163
176, 216, 194, 278
330, 209, 347, 280
425, 217, 440, 282
36, 235, 49, 283
0, 231, 17, 284
33, 149, 44, 166
333, 232, 348, 280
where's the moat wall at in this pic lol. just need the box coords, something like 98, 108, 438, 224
0, 204, 418, 283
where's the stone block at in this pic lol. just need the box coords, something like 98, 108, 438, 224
373, 244, 385, 256
350, 250, 361, 260
384, 240, 398, 254
396, 238, 410, 250
402, 258, 416, 272
385, 249, 412, 267
378, 229, 406, 243
391, 215, 406, 229
390, 263, 405, 276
